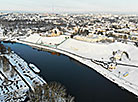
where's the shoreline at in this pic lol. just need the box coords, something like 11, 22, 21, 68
12, 39, 138, 97
2, 50, 46, 91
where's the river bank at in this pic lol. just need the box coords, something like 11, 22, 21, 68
10, 34, 138, 97
0, 47, 46, 101
2, 41, 138, 102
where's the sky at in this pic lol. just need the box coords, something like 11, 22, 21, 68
0, 0, 138, 13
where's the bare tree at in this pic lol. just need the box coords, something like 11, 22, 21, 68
27, 82, 75, 102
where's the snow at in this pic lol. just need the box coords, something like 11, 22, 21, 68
5, 53, 47, 90
24, 34, 67, 45
0, 51, 47, 101
0, 57, 29, 101
15, 36, 138, 96
58, 39, 138, 95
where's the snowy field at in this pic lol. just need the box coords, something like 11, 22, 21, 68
24, 34, 68, 45
58, 39, 138, 96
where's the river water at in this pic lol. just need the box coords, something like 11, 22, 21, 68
2, 42, 138, 102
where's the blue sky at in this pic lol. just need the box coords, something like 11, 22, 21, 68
0, 0, 138, 13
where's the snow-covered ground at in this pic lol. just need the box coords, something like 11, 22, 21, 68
14, 35, 138, 96
0, 55, 29, 102
58, 39, 138, 61
5, 52, 46, 89
0, 51, 46, 101
24, 34, 68, 45
58, 39, 138, 95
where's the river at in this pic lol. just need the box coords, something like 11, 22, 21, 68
2, 42, 138, 102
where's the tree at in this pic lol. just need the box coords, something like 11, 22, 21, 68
0, 44, 6, 54
27, 82, 75, 102
0, 56, 2, 68
3, 57, 10, 72
10, 67, 16, 78
7, 47, 11, 54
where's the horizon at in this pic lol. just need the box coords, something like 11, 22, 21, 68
0, 0, 138, 14
1, 10, 138, 15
